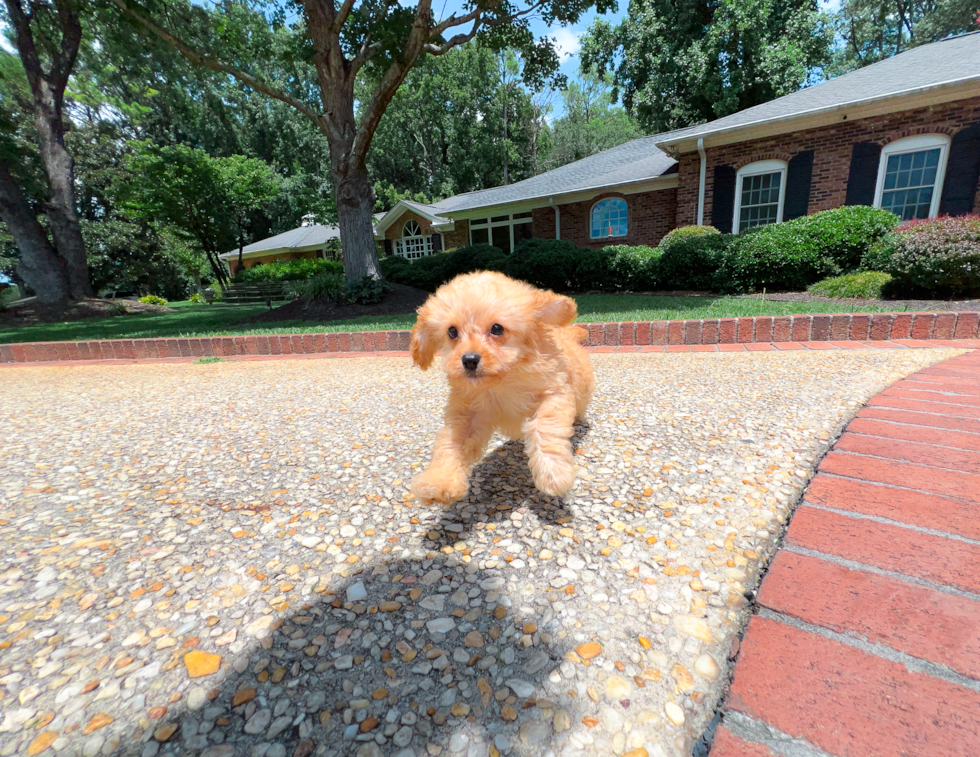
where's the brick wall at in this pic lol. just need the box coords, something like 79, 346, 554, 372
443, 219, 469, 250
530, 189, 678, 247
677, 96, 980, 228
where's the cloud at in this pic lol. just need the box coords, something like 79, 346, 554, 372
552, 28, 582, 61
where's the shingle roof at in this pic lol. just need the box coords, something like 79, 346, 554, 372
219, 224, 340, 258
421, 136, 678, 214
655, 31, 980, 148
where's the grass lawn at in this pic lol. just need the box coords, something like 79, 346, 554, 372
0, 294, 903, 344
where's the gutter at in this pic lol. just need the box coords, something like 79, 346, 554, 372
549, 198, 561, 240
697, 138, 707, 226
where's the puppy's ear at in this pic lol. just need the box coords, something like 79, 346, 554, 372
534, 290, 577, 326
410, 304, 438, 370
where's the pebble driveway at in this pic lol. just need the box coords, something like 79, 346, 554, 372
0, 348, 961, 757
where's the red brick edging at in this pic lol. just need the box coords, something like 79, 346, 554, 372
3, 310, 979, 364
709, 349, 980, 757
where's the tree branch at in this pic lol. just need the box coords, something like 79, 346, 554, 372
331, 0, 358, 35
110, 0, 328, 131
50, 0, 82, 95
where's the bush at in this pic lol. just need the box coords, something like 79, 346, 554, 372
715, 206, 899, 294
238, 258, 343, 283
808, 271, 893, 299
597, 245, 662, 291
864, 215, 980, 298
507, 239, 589, 291
659, 225, 720, 253
188, 292, 207, 304
658, 234, 731, 290
796, 206, 900, 271
138, 294, 168, 305
380, 244, 507, 292
345, 276, 393, 304
294, 272, 344, 301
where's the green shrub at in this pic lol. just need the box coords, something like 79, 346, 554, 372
507, 239, 585, 291
188, 292, 207, 304
796, 206, 900, 271
345, 276, 393, 304
238, 258, 343, 283
598, 245, 662, 291
659, 225, 720, 253
864, 215, 980, 298
808, 271, 893, 299
379, 244, 507, 291
658, 234, 731, 290
715, 206, 899, 294
294, 271, 344, 301
138, 294, 168, 305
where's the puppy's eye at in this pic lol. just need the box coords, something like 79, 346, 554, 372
490, 324, 504, 336
448, 326, 458, 340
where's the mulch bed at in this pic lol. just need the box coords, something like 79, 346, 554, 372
1, 298, 172, 325
746, 291, 980, 311
243, 283, 430, 324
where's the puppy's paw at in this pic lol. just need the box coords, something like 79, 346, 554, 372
531, 454, 577, 497
411, 467, 469, 505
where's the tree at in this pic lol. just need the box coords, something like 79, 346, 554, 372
0, 0, 91, 302
365, 42, 543, 203
540, 73, 643, 171
121, 142, 279, 287
109, 0, 610, 283
827, 0, 979, 76
581, 0, 832, 132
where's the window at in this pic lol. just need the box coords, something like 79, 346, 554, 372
394, 219, 433, 260
468, 213, 533, 253
590, 198, 628, 239
874, 135, 950, 221
733, 160, 787, 233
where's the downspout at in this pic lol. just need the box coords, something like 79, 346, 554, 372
697, 138, 707, 227
549, 197, 561, 240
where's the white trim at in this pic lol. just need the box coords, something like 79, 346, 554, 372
589, 197, 629, 240
873, 134, 950, 219
697, 138, 706, 226
733, 159, 788, 234
373, 199, 451, 236
656, 75, 980, 153
467, 212, 533, 251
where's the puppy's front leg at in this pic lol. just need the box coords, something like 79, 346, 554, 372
411, 410, 494, 505
523, 392, 577, 497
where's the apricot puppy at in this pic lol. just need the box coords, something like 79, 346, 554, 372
410, 271, 594, 504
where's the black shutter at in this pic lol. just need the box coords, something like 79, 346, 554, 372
711, 164, 737, 233
844, 142, 882, 206
939, 123, 980, 217
431, 234, 442, 253
783, 151, 814, 221
383, 239, 392, 257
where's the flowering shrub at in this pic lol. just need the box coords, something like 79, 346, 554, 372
863, 215, 980, 297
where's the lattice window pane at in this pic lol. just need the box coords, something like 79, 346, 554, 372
738, 172, 782, 230
880, 148, 941, 220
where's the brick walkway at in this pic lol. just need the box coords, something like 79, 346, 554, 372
710, 349, 980, 757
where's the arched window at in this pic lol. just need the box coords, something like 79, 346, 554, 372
733, 160, 787, 233
590, 198, 628, 239
394, 219, 433, 260
874, 134, 950, 220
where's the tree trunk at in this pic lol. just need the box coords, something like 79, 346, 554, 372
0, 161, 71, 303
334, 162, 381, 282
33, 80, 91, 299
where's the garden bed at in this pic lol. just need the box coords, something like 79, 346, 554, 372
747, 292, 980, 311
1, 297, 172, 325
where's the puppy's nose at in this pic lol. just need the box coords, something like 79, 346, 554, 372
461, 353, 481, 372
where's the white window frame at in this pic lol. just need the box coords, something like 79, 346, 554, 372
394, 219, 433, 260
468, 213, 533, 251
873, 134, 950, 220
733, 159, 788, 234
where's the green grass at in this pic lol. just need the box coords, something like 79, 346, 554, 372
0, 294, 901, 345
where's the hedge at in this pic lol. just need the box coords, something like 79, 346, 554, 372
236, 258, 343, 283
864, 215, 980, 298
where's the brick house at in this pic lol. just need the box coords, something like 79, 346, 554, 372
375, 32, 980, 258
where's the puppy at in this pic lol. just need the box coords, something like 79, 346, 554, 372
409, 271, 594, 504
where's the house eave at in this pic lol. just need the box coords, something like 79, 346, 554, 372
656, 76, 980, 155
